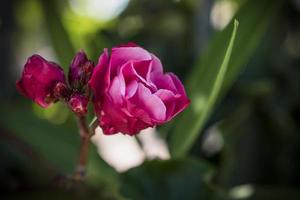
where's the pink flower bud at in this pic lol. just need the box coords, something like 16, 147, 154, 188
16, 55, 66, 108
69, 94, 89, 116
69, 50, 94, 90
89, 43, 190, 135
53, 82, 70, 99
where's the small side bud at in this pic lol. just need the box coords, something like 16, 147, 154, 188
69, 94, 88, 116
53, 82, 70, 99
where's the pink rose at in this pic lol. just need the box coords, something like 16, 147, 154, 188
89, 43, 190, 135
16, 55, 66, 108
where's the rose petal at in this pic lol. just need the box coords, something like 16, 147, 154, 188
151, 54, 163, 73
120, 60, 157, 92
154, 88, 190, 120
110, 46, 152, 76
108, 76, 125, 105
131, 83, 166, 122
154, 89, 178, 102
89, 49, 110, 101
154, 89, 178, 120
100, 98, 127, 135
125, 80, 138, 98
168, 73, 188, 96
150, 72, 177, 93
100, 97, 151, 135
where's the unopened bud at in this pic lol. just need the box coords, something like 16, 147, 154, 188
53, 82, 70, 99
68, 50, 94, 90
69, 94, 88, 116
16, 54, 66, 108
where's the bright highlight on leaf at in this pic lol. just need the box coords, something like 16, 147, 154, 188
169, 20, 239, 157
167, 0, 280, 158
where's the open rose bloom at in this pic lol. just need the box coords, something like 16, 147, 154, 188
89, 43, 190, 135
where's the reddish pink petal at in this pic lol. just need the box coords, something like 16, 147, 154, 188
151, 54, 163, 73
89, 49, 110, 101
154, 89, 176, 120
125, 80, 138, 98
150, 72, 177, 93
108, 76, 125, 105
109, 46, 152, 75
100, 97, 151, 135
154, 88, 190, 121
168, 73, 188, 96
120, 60, 156, 92
131, 83, 166, 122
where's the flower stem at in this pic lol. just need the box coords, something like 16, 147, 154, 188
73, 116, 90, 181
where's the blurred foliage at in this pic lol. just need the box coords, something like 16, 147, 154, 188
120, 158, 214, 200
1, 0, 300, 199
169, 19, 239, 157
168, 0, 282, 157
0, 103, 120, 195
39, 0, 75, 69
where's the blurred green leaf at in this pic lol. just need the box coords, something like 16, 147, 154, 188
169, 0, 281, 157
211, 185, 300, 200
246, 186, 300, 200
4, 182, 124, 200
0, 128, 52, 182
120, 158, 214, 200
227, 185, 300, 200
0, 103, 119, 188
169, 19, 238, 157
39, 0, 75, 69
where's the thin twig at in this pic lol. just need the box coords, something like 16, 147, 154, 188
73, 116, 90, 181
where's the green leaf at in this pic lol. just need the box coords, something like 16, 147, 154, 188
169, 0, 281, 157
120, 158, 214, 200
169, 20, 238, 157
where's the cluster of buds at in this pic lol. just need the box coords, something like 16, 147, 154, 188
17, 43, 190, 136
16, 50, 94, 116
